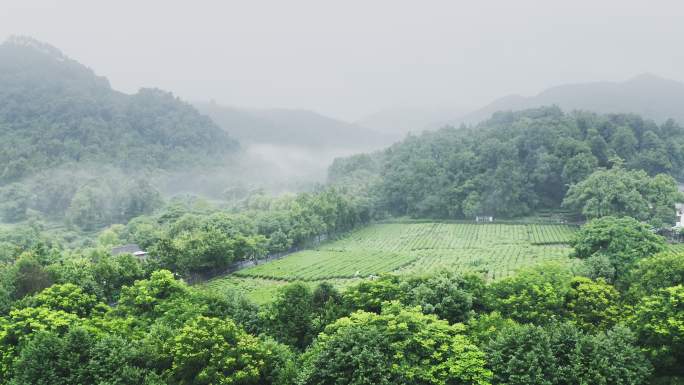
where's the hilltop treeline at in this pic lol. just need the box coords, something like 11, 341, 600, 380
0, 37, 243, 231
0, 187, 371, 308
330, 107, 684, 222
143, 188, 371, 276
0, 36, 238, 184
0, 216, 681, 384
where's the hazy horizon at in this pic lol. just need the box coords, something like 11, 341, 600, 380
2, 0, 684, 122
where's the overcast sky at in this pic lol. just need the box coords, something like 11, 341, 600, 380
1, 0, 683, 121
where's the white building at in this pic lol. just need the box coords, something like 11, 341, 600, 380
676, 203, 684, 228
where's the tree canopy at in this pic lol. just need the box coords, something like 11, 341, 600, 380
329, 107, 684, 221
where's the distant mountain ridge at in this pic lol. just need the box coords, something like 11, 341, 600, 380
196, 101, 389, 149
0, 36, 238, 183
356, 106, 469, 141
451, 74, 684, 127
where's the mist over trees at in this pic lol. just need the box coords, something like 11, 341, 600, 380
0, 24, 683, 385
331, 106, 684, 224
0, 37, 248, 231
0, 36, 237, 184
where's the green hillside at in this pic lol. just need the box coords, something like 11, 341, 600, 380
330, 106, 684, 221
0, 36, 238, 183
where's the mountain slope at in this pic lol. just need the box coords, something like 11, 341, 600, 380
0, 36, 238, 183
195, 101, 388, 149
454, 74, 684, 126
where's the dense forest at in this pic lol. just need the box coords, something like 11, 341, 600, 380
0, 36, 238, 183
330, 107, 684, 224
0, 37, 245, 231
0, 213, 682, 384
0, 35, 682, 385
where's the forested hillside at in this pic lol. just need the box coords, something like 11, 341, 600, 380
0, 37, 243, 230
330, 107, 684, 222
0, 36, 238, 184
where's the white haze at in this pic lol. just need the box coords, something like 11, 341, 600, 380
1, 0, 683, 122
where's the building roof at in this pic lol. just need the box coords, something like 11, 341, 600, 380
111, 244, 144, 256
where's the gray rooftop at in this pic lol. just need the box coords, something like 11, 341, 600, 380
111, 244, 144, 256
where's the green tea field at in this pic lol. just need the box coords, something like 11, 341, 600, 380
201, 222, 579, 303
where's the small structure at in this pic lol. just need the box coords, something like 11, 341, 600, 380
475, 216, 494, 223
676, 203, 684, 228
111, 244, 148, 261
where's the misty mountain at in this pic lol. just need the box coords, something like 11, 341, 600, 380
356, 106, 469, 141
196, 101, 388, 149
451, 74, 684, 126
0, 36, 238, 183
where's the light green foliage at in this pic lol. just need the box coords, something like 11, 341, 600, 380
342, 275, 405, 314
170, 316, 281, 385
630, 285, 684, 373
0, 306, 82, 381
628, 252, 684, 299
299, 303, 492, 385
201, 276, 291, 305
571, 216, 665, 282
465, 312, 518, 346
486, 323, 651, 385
565, 277, 621, 332
117, 270, 188, 318
562, 166, 683, 226
485, 263, 572, 324
236, 223, 577, 283
29, 283, 101, 318
0, 307, 80, 346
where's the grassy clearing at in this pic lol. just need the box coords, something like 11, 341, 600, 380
198, 223, 580, 301
234, 223, 578, 282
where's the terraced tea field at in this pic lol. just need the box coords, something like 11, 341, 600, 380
201, 222, 579, 303
665, 243, 684, 254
